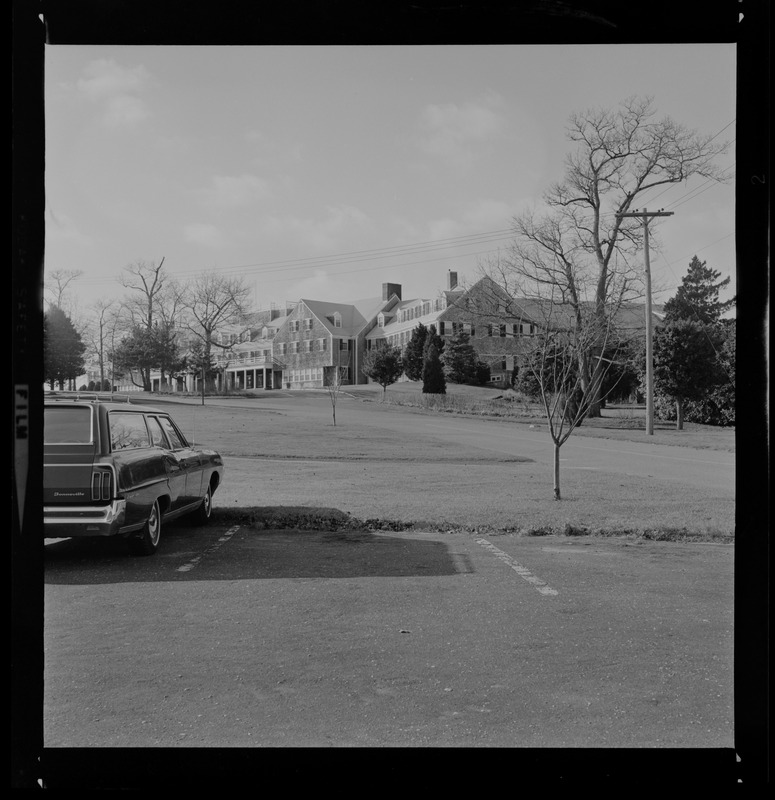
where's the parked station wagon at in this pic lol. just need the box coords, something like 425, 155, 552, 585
44, 394, 224, 555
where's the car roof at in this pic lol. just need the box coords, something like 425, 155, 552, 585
44, 394, 169, 415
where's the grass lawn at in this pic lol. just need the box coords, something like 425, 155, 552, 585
155, 382, 735, 542
343, 381, 735, 453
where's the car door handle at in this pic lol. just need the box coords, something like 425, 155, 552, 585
165, 456, 183, 473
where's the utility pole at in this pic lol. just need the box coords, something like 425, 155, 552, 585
616, 208, 674, 435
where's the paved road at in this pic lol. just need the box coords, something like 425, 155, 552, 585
39, 391, 737, 784
44, 523, 734, 751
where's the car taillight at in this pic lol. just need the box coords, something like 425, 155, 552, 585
91, 467, 113, 501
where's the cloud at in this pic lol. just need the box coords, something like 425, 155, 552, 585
259, 205, 373, 251
418, 92, 505, 165
45, 207, 94, 248
204, 174, 272, 209
183, 223, 226, 248
76, 59, 151, 127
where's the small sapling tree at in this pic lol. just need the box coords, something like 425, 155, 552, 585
325, 354, 351, 426
521, 302, 623, 500
362, 344, 404, 402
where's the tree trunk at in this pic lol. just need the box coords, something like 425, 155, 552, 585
577, 349, 601, 418
676, 398, 684, 430
553, 442, 561, 500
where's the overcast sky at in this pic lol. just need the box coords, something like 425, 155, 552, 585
44, 44, 736, 316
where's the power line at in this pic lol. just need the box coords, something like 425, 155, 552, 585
58, 118, 737, 290
70, 228, 517, 285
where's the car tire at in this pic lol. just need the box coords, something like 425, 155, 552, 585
128, 499, 161, 556
191, 485, 212, 526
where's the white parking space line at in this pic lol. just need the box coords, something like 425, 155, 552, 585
476, 538, 559, 596
176, 525, 241, 573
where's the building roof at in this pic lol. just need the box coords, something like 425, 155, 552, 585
302, 296, 388, 337
367, 301, 443, 340
511, 297, 664, 334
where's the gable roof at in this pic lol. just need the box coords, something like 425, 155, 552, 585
301, 296, 388, 336
366, 298, 444, 340
511, 297, 664, 335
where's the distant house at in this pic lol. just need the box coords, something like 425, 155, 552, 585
213, 306, 289, 391
270, 286, 400, 389
366, 272, 542, 386
137, 269, 661, 394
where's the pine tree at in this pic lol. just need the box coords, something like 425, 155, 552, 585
44, 306, 86, 389
663, 255, 735, 324
651, 318, 724, 430
440, 330, 479, 384
402, 322, 428, 381
422, 324, 444, 360
422, 342, 446, 394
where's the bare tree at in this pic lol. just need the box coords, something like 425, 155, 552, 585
181, 272, 253, 393
82, 299, 120, 391
494, 96, 729, 416
44, 269, 84, 312
519, 293, 625, 500
119, 257, 169, 330
325, 364, 348, 427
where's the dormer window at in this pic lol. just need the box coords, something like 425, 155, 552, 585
333, 312, 342, 328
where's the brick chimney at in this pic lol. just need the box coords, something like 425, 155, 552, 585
447, 271, 458, 290
382, 282, 402, 301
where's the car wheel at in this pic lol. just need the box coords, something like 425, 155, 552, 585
128, 499, 161, 556
191, 485, 212, 526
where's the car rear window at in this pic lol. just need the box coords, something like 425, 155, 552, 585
44, 406, 94, 443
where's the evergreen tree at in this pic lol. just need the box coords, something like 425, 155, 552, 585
362, 344, 405, 401
651, 319, 724, 430
475, 361, 491, 386
44, 306, 86, 389
663, 255, 735, 324
110, 325, 176, 391
440, 330, 479, 384
422, 342, 446, 394
402, 322, 428, 381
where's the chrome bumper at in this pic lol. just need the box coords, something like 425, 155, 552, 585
44, 499, 127, 537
